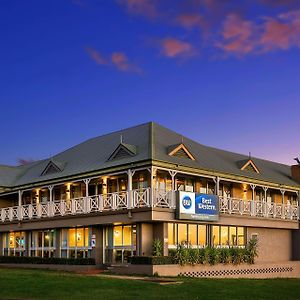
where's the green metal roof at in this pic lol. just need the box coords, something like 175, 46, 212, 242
0, 122, 299, 189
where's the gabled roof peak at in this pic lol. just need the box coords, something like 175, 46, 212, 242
108, 142, 137, 161
167, 143, 195, 161
238, 158, 260, 174
41, 159, 65, 176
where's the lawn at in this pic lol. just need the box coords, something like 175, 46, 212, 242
0, 268, 299, 300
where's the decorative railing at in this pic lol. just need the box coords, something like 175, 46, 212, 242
219, 196, 299, 221
0, 189, 299, 222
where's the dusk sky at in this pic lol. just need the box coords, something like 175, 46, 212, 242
1, 0, 300, 166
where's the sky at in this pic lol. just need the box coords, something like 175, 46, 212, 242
0, 0, 300, 166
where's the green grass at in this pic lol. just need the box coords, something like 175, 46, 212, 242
0, 268, 299, 300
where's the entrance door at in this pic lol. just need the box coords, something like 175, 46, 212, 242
104, 225, 136, 264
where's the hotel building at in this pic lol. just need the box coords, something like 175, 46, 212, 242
0, 122, 299, 271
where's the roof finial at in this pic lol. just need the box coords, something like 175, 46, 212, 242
181, 136, 184, 144
249, 152, 251, 159
120, 134, 123, 144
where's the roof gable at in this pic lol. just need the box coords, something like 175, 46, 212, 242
41, 161, 63, 176
239, 159, 260, 174
108, 143, 137, 161
168, 143, 195, 161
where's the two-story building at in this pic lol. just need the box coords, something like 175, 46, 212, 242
0, 122, 299, 269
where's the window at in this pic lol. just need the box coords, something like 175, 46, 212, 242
212, 226, 220, 247
197, 225, 206, 246
212, 226, 246, 247
60, 227, 91, 258
29, 230, 56, 258
220, 226, 229, 246
105, 225, 137, 264
237, 227, 245, 246
3, 232, 26, 256
168, 223, 207, 248
177, 224, 188, 244
188, 224, 197, 245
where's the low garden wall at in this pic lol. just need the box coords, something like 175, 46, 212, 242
111, 261, 300, 278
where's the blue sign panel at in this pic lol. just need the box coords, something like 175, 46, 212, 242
177, 191, 219, 221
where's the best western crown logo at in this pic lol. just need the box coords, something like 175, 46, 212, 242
182, 195, 192, 209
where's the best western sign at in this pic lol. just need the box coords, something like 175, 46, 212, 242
177, 191, 219, 221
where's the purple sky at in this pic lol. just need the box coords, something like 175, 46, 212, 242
0, 0, 300, 166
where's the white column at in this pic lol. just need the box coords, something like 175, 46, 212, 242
83, 179, 91, 213
48, 186, 53, 202
250, 184, 256, 216
127, 169, 135, 208
281, 189, 285, 204
168, 170, 177, 209
250, 184, 256, 200
18, 190, 23, 221
263, 186, 268, 202
149, 167, 157, 207
168, 170, 177, 191
214, 177, 220, 196
18, 190, 23, 206
83, 179, 91, 197
48, 185, 54, 217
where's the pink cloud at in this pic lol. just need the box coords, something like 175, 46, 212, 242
159, 38, 196, 58
218, 14, 256, 55
85, 47, 142, 74
175, 13, 204, 29
85, 47, 108, 65
111, 52, 142, 73
117, 0, 158, 18
260, 10, 300, 51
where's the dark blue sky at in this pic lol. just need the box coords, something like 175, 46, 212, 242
1, 0, 300, 166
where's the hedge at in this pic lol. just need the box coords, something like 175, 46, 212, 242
0, 256, 95, 265
129, 256, 174, 265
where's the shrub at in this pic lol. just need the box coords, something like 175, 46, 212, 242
205, 247, 219, 265
168, 248, 176, 258
229, 247, 243, 264
246, 237, 258, 264
173, 242, 190, 266
152, 238, 163, 257
129, 256, 174, 265
189, 248, 200, 265
198, 248, 206, 264
0, 256, 95, 265
218, 247, 230, 264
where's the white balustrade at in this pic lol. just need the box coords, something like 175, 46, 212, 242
0, 190, 299, 222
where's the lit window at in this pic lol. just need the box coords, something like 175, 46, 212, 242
178, 224, 188, 244
188, 224, 197, 246
197, 225, 206, 247
220, 226, 229, 246
212, 226, 220, 246
237, 227, 245, 246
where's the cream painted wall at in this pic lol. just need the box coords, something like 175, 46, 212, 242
248, 227, 292, 262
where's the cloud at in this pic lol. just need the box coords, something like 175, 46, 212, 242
117, 0, 158, 18
217, 10, 300, 56
217, 14, 257, 56
115, 0, 300, 59
85, 47, 108, 65
85, 47, 142, 74
175, 14, 204, 29
260, 10, 300, 51
159, 38, 196, 58
111, 52, 142, 73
